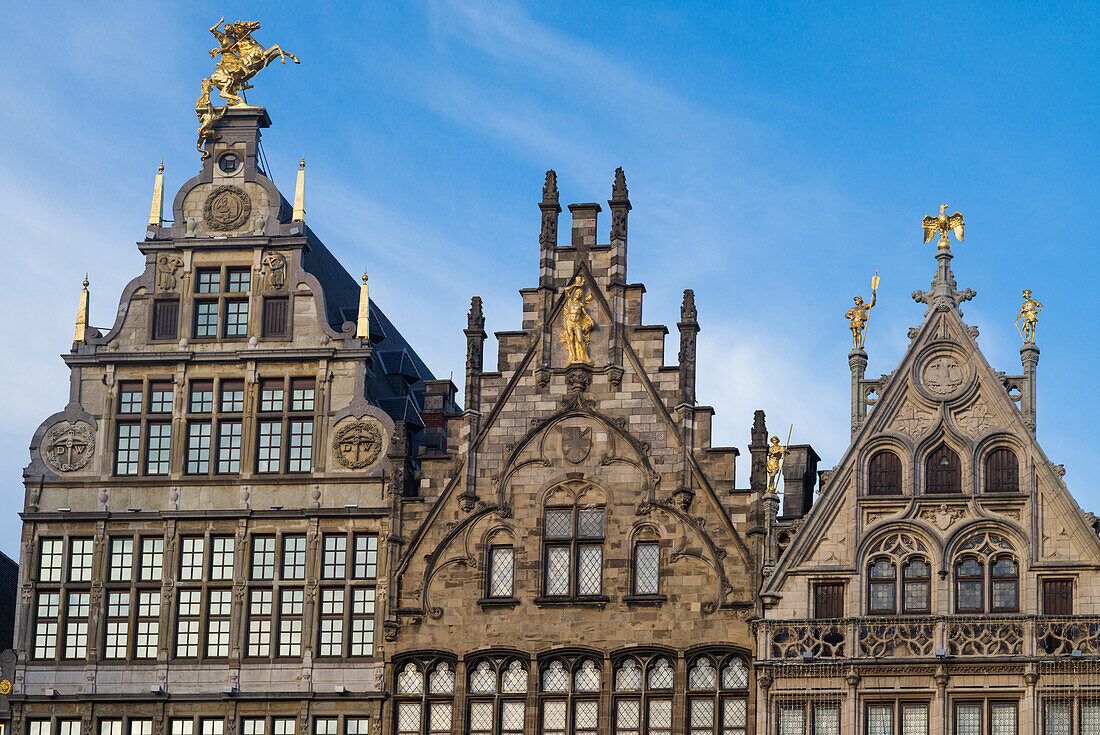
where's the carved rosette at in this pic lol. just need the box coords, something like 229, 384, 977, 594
332, 418, 386, 470
203, 185, 252, 231
41, 421, 95, 472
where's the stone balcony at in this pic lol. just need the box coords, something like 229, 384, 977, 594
757, 616, 1100, 661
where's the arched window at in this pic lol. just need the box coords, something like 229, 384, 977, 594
864, 532, 932, 616
985, 449, 1019, 493
868, 450, 902, 495
991, 556, 1019, 612
468, 657, 528, 735
926, 444, 961, 494
902, 559, 931, 613
395, 659, 455, 735
868, 559, 897, 614
543, 502, 605, 599
954, 532, 1020, 614
486, 545, 516, 599
541, 657, 601, 735
631, 536, 661, 596
686, 655, 749, 735
612, 655, 674, 735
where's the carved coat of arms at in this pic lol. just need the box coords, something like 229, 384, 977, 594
333, 419, 384, 470
923, 357, 963, 395
560, 426, 592, 464
42, 421, 95, 472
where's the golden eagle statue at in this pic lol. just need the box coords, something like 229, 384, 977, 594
922, 204, 965, 250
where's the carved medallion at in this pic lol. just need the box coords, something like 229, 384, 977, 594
202, 185, 251, 231
560, 426, 592, 464
332, 419, 384, 469
42, 421, 95, 472
922, 357, 964, 396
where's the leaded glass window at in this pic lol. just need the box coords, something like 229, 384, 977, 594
869, 559, 897, 613
543, 502, 604, 598
954, 703, 981, 735
395, 659, 454, 735
615, 655, 675, 735
633, 542, 659, 595
467, 658, 527, 735
488, 546, 515, 598
688, 655, 748, 735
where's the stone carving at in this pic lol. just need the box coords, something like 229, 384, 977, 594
42, 421, 95, 472
922, 356, 964, 396
332, 418, 385, 469
895, 401, 933, 438
946, 621, 1022, 656
156, 254, 184, 291
769, 622, 846, 659
203, 184, 251, 231
919, 503, 966, 531
261, 252, 288, 290
859, 620, 935, 657
1038, 619, 1100, 655
956, 402, 995, 436
560, 426, 592, 464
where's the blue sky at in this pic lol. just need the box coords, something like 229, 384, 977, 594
1, 2, 1097, 558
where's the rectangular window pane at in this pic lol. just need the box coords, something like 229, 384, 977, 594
211, 537, 235, 580
500, 703, 523, 735
543, 701, 566, 735
150, 382, 173, 413
350, 588, 375, 656
689, 698, 714, 735
140, 537, 164, 581
257, 421, 282, 473
469, 702, 492, 735
39, 538, 63, 582
648, 699, 671, 735
224, 300, 248, 337
217, 420, 242, 473
248, 589, 272, 656
190, 382, 214, 412
252, 537, 276, 580
955, 704, 981, 735
867, 704, 894, 735
323, 536, 347, 579
778, 706, 804, 735
353, 535, 378, 579
180, 537, 205, 581
131, 722, 153, 735
428, 702, 452, 735
345, 720, 369, 735
104, 591, 130, 658
1044, 702, 1070, 735
135, 590, 161, 658
119, 383, 143, 413
992, 580, 1018, 611
397, 703, 422, 735
634, 542, 659, 595
59, 722, 81, 735
288, 420, 313, 472
221, 382, 245, 412
577, 508, 604, 537
870, 581, 895, 612
194, 301, 219, 338
196, 269, 220, 293
187, 422, 212, 474
110, 538, 134, 581
201, 722, 224, 735
171, 723, 193, 735
1082, 703, 1100, 734
242, 721, 265, 735
278, 588, 304, 657
64, 591, 89, 658
282, 536, 306, 580
227, 268, 251, 293
34, 592, 60, 658
546, 546, 570, 595
489, 547, 515, 597
69, 538, 93, 582
207, 589, 232, 656
29, 722, 52, 735
544, 509, 572, 539
146, 422, 172, 474
900, 704, 927, 735
176, 589, 201, 657
315, 721, 337, 735
100, 722, 123, 735
990, 703, 1016, 735
319, 588, 345, 656
115, 423, 141, 475
578, 544, 602, 595
958, 581, 983, 612
260, 381, 285, 412
617, 699, 641, 735
291, 380, 315, 411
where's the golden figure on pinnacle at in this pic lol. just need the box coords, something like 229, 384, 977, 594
846, 270, 880, 350
922, 204, 965, 250
1016, 289, 1043, 345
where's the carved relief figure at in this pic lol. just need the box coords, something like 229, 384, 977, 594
198, 18, 299, 109
156, 254, 184, 291
1016, 289, 1043, 345
261, 252, 288, 290
559, 276, 594, 365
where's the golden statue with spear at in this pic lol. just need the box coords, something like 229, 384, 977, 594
846, 271, 880, 350
765, 425, 793, 494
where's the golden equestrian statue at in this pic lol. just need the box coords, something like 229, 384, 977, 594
846, 270, 880, 350
560, 276, 595, 365
1016, 289, 1043, 345
196, 18, 299, 155
922, 204, 965, 250
765, 425, 793, 494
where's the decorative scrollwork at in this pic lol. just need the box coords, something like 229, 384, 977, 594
946, 620, 1022, 655
1037, 619, 1100, 656
769, 623, 846, 660
858, 620, 935, 657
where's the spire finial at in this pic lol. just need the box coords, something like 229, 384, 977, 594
612, 166, 628, 201
355, 267, 370, 339
148, 160, 166, 227
292, 156, 306, 222
542, 170, 558, 205
74, 274, 90, 343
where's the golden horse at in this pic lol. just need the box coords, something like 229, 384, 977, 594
198, 18, 299, 108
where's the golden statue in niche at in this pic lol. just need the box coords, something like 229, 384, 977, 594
845, 270, 880, 350
560, 276, 594, 365
1016, 289, 1043, 345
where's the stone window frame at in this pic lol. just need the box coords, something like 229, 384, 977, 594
684, 651, 750, 735
170, 531, 236, 661
862, 531, 934, 617
254, 376, 318, 475
479, 527, 518, 605
863, 699, 931, 735
952, 698, 1018, 735
27, 718, 83, 735
466, 654, 529, 735
245, 530, 307, 662
951, 532, 1020, 615
32, 534, 94, 662
168, 718, 227, 735
393, 657, 457, 735
185, 377, 245, 476
1042, 697, 1100, 734
924, 443, 962, 495
190, 264, 253, 342
625, 524, 664, 603
537, 654, 603, 735
867, 449, 903, 496
102, 532, 165, 661
317, 531, 379, 659
96, 717, 155, 735
538, 502, 607, 603
113, 378, 176, 478
239, 716, 298, 735
775, 700, 842, 735
312, 717, 371, 735
611, 652, 676, 735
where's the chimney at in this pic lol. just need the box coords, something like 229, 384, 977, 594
781, 445, 821, 519
568, 203, 601, 254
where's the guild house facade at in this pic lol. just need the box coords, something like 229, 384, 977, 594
10, 19, 1100, 735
